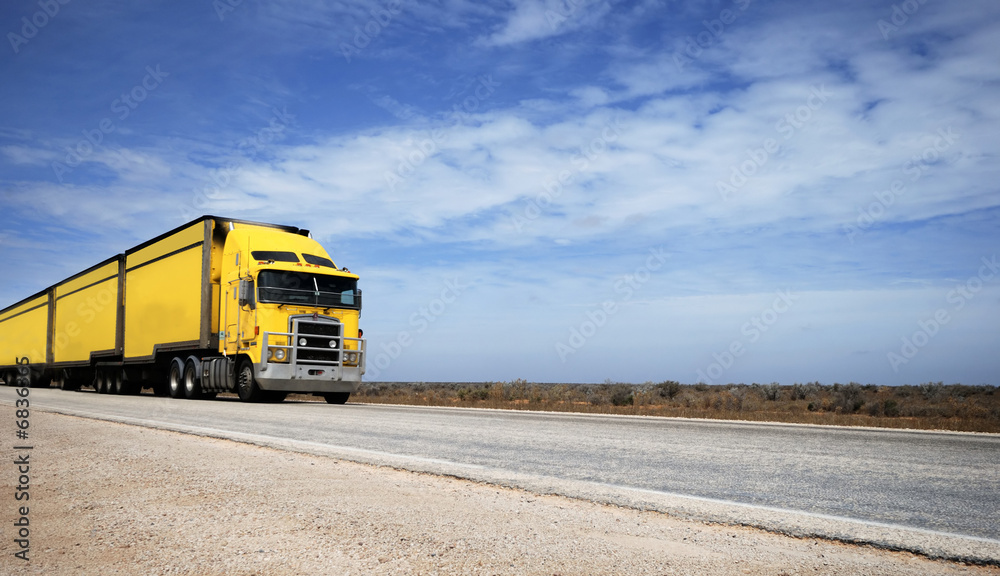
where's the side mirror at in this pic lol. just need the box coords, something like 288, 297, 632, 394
238, 279, 256, 310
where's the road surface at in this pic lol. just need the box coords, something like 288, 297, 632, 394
7, 387, 1000, 562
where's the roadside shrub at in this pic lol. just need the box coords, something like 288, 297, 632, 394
883, 399, 900, 417
655, 380, 682, 399
790, 383, 807, 400
835, 383, 865, 414
588, 382, 635, 406
610, 385, 635, 406
762, 382, 781, 401
920, 381, 944, 400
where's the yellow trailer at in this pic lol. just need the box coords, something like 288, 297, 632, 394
0, 215, 365, 403
0, 292, 50, 386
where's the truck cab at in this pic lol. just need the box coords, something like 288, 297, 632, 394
219, 227, 364, 402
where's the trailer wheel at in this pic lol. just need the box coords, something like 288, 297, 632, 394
183, 358, 203, 400
236, 358, 263, 403
24, 369, 42, 388
59, 370, 82, 391
96, 370, 109, 394
168, 358, 185, 399
112, 370, 126, 395
323, 392, 350, 405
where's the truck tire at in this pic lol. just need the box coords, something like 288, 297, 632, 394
236, 358, 264, 403
183, 357, 202, 400
59, 370, 82, 391
168, 358, 185, 399
96, 370, 110, 394
323, 392, 350, 405
236, 358, 264, 402
112, 370, 125, 395
25, 369, 43, 388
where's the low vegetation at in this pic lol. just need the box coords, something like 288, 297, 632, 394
352, 380, 1000, 433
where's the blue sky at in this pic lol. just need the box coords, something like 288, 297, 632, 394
1, 0, 998, 385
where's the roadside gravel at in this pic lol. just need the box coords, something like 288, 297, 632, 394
2, 411, 996, 576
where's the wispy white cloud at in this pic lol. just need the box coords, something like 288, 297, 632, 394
0, 146, 55, 165
478, 0, 614, 46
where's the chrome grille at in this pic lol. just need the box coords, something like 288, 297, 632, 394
295, 320, 341, 364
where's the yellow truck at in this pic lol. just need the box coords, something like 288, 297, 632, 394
0, 215, 365, 403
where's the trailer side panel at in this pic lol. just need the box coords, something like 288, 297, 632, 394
0, 293, 50, 368
52, 259, 122, 366
123, 222, 208, 361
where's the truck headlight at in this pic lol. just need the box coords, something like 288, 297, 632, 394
275, 348, 286, 361
345, 352, 358, 363
329, 339, 338, 348
299, 337, 308, 346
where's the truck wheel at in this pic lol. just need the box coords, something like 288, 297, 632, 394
323, 392, 350, 405
112, 370, 126, 395
60, 370, 82, 391
183, 358, 202, 400
97, 370, 110, 394
236, 358, 264, 402
25, 370, 42, 388
168, 358, 185, 399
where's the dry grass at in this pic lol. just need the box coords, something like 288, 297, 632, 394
351, 380, 1000, 433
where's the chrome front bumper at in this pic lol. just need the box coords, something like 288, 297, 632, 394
257, 329, 366, 392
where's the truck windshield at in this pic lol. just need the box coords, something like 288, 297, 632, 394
257, 271, 361, 309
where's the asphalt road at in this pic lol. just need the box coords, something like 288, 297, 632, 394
7, 387, 1000, 561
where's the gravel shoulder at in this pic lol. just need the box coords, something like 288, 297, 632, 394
2, 410, 997, 576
